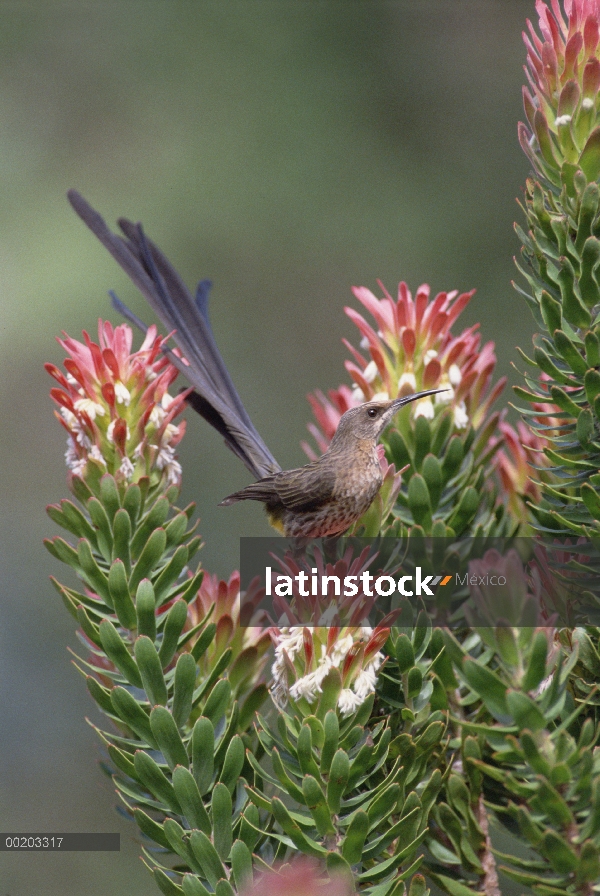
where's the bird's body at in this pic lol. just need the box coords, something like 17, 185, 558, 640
67, 190, 444, 538
223, 431, 384, 538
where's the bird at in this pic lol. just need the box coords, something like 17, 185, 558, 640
67, 190, 445, 538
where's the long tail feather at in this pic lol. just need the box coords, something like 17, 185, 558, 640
68, 189, 280, 479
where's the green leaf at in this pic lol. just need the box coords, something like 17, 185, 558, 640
99, 474, 120, 520
192, 717, 215, 796
553, 329, 588, 376
540, 829, 578, 873
78, 538, 112, 606
112, 508, 132, 574
129, 527, 167, 594
327, 749, 350, 814
521, 630, 549, 692
130, 495, 169, 557
108, 559, 136, 630
181, 874, 210, 896
230, 839, 253, 892
48, 499, 97, 543
342, 809, 369, 864
326, 852, 353, 882
133, 750, 181, 814
505, 690, 547, 731
190, 622, 217, 663
557, 257, 592, 328
270, 797, 327, 857
202, 678, 231, 727
303, 774, 335, 836
133, 808, 171, 849
150, 706, 189, 769
297, 724, 321, 778
549, 384, 581, 416
580, 237, 600, 308
582, 482, 600, 519
76, 604, 101, 647
421, 454, 443, 509
447, 487, 479, 534
172, 766, 211, 835
154, 545, 189, 605
99, 619, 142, 688
172, 653, 197, 728
239, 804, 261, 852
215, 881, 235, 896
413, 415, 431, 468
153, 868, 184, 896
122, 482, 142, 528
219, 735, 245, 795
577, 407, 594, 445
577, 840, 600, 884
494, 627, 519, 667
211, 782, 233, 861
87, 497, 113, 556
442, 435, 464, 480
158, 599, 189, 668
320, 710, 340, 775
85, 675, 113, 714
519, 731, 551, 777
238, 683, 268, 732
576, 183, 600, 252
165, 510, 191, 546
426, 872, 479, 896
110, 685, 157, 747
408, 474, 432, 528
135, 579, 157, 640
540, 290, 562, 334
395, 633, 415, 673
579, 125, 600, 181
106, 743, 136, 778
316, 668, 342, 721
531, 781, 575, 829
367, 783, 401, 827
406, 666, 423, 699
188, 830, 227, 889
135, 635, 168, 706
461, 657, 509, 721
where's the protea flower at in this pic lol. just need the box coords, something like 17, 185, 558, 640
184, 570, 271, 696
492, 419, 550, 521
521, 0, 600, 185
307, 282, 514, 538
271, 622, 389, 717
239, 859, 354, 896
46, 320, 187, 491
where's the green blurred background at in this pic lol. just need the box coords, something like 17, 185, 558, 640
0, 2, 536, 893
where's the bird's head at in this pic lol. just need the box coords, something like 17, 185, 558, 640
330, 389, 448, 446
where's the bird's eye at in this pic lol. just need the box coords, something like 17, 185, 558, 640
367, 407, 378, 418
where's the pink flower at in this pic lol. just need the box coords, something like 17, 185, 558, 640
239, 859, 354, 896
307, 282, 505, 453
492, 419, 549, 516
520, 0, 600, 182
47, 321, 187, 489
184, 570, 271, 695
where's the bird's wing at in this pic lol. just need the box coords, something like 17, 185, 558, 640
220, 462, 336, 512
272, 462, 336, 513
219, 476, 281, 506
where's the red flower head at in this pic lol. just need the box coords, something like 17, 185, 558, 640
307, 281, 505, 457
47, 321, 187, 490
521, 0, 600, 183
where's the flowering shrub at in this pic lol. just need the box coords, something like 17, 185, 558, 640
45, 2, 600, 893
